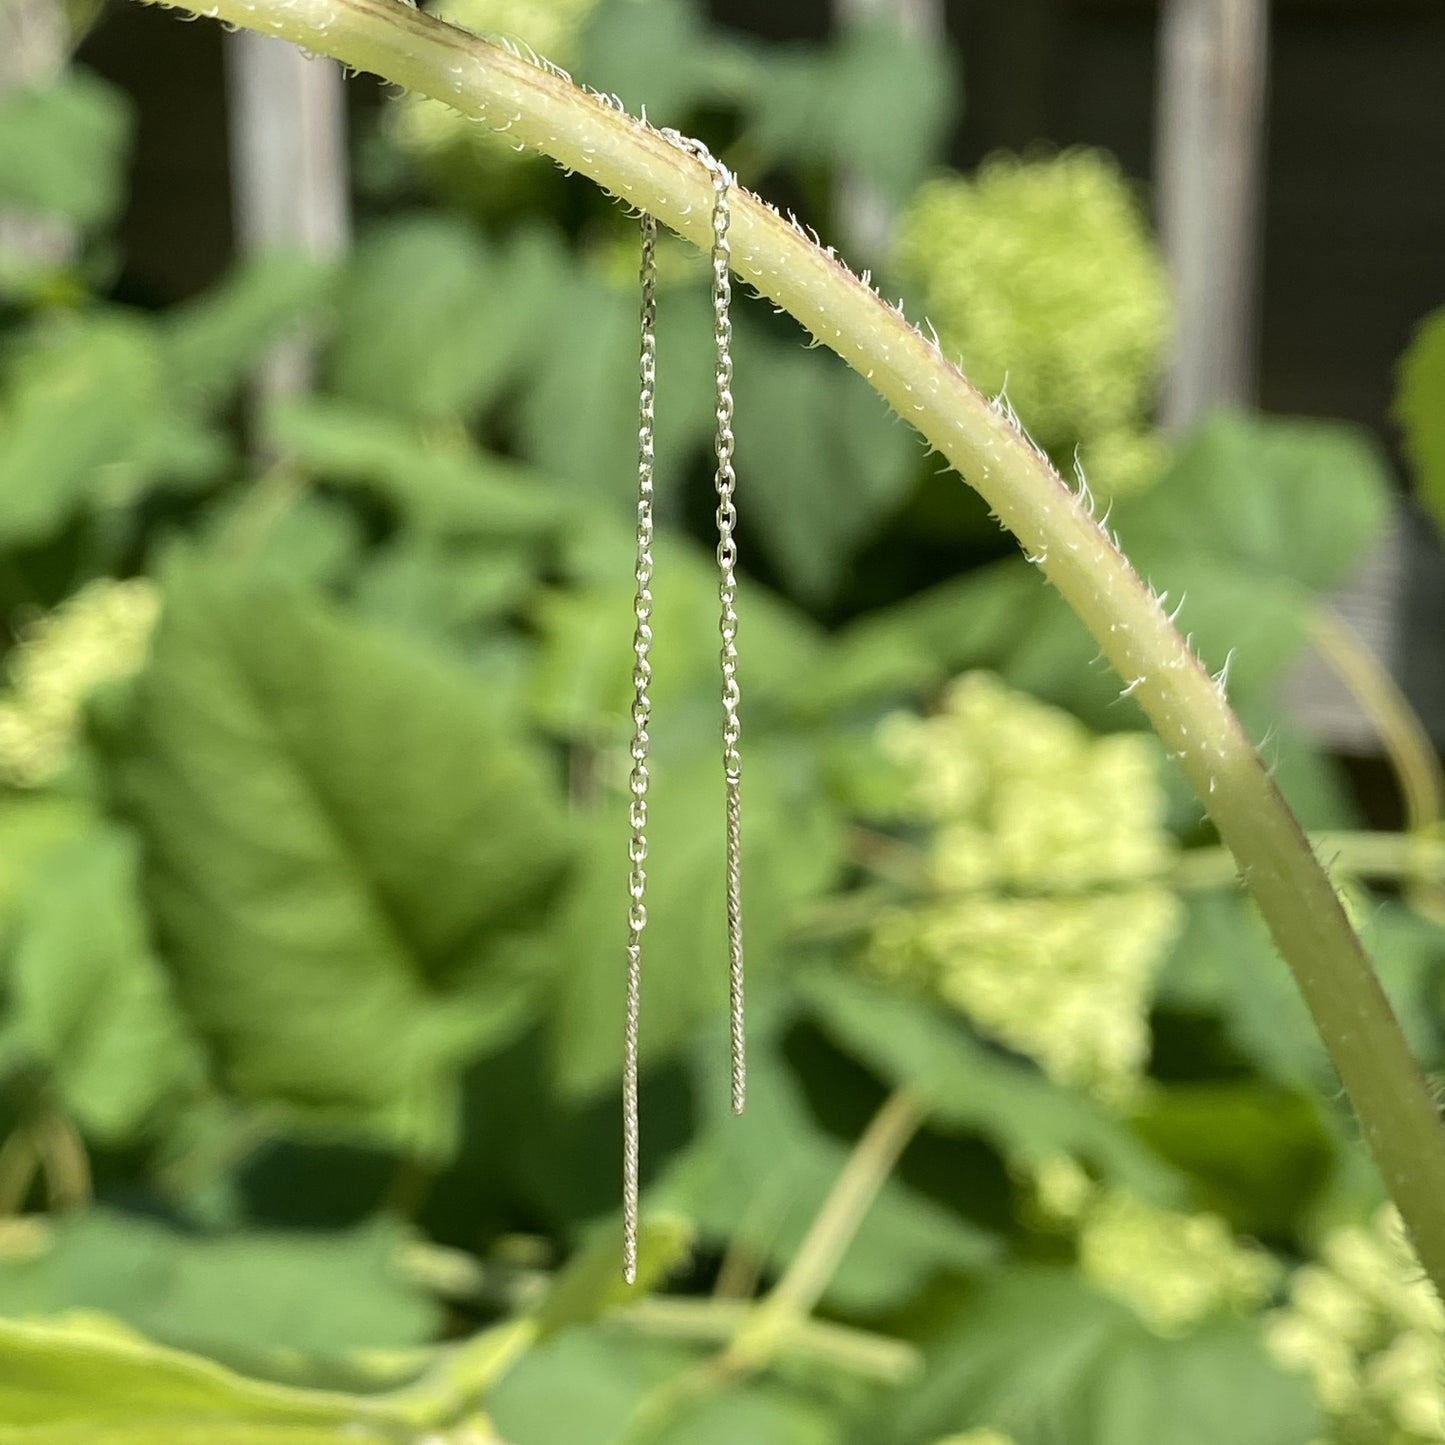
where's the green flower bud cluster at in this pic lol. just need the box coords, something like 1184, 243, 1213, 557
1266, 1208, 1445, 1444
894, 149, 1171, 497
0, 578, 160, 788
1026, 1152, 1279, 1337
868, 673, 1182, 1102
1079, 1188, 1280, 1336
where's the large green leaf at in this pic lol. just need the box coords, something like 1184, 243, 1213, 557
0, 1314, 409, 1441
3, 823, 201, 1140
1111, 412, 1393, 696
1394, 303, 1445, 536
798, 970, 1176, 1197
267, 397, 563, 540
515, 268, 719, 512
326, 217, 560, 424
530, 530, 825, 739
733, 330, 920, 605
487, 1328, 689, 1445
880, 1268, 1319, 1445
576, 0, 725, 128
103, 562, 573, 1153
0, 70, 132, 229
813, 411, 1395, 729
0, 316, 226, 547
749, 17, 957, 205
0, 1210, 438, 1357
544, 734, 842, 1099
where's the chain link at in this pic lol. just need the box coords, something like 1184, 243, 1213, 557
622, 210, 658, 1287
704, 159, 747, 1120
667, 132, 746, 1117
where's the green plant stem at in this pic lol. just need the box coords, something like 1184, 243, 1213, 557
621, 1087, 926, 1442
615, 1298, 919, 1385
1308, 606, 1445, 925
398, 1243, 918, 1385
140, 0, 1445, 1296
722, 1087, 926, 1373
1173, 831, 1445, 892
1309, 607, 1444, 838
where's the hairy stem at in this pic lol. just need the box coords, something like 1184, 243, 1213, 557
142, 0, 1445, 1294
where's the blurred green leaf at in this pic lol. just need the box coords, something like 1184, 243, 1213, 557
517, 272, 718, 511
804, 563, 1121, 727
3, 823, 201, 1140
881, 1267, 1319, 1445
352, 537, 535, 641
797, 971, 1176, 1196
545, 733, 842, 1099
663, 1385, 846, 1445
161, 253, 337, 407
750, 18, 956, 204
660, 1004, 998, 1314
1112, 412, 1393, 694
534, 1213, 692, 1338
0, 70, 131, 228
267, 397, 563, 539
576, 0, 723, 126
0, 1314, 407, 1442
488, 1327, 688, 1445
0, 1210, 439, 1357
103, 562, 572, 1153
1130, 1084, 1334, 1239
326, 216, 560, 424
0, 795, 95, 936
194, 491, 365, 592
734, 331, 918, 605
0, 316, 226, 547
530, 531, 824, 738
1155, 892, 1326, 1090
1394, 304, 1445, 537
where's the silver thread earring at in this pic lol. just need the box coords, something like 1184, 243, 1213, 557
622, 209, 658, 1287
622, 143, 745, 1284
702, 153, 747, 1122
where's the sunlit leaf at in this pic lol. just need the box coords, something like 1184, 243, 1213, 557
102, 561, 572, 1153
0, 1211, 439, 1357
4, 824, 201, 1140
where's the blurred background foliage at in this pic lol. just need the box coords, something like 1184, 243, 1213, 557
1, 0, 1445, 1441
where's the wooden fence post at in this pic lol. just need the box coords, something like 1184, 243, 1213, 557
1156, 0, 1269, 430
224, 30, 351, 402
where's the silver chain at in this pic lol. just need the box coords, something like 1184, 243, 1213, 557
701, 156, 746, 1120
666, 133, 746, 1116
621, 141, 745, 1282
622, 211, 658, 1287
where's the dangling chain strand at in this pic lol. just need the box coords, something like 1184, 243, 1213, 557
622, 210, 658, 1286
704, 159, 747, 1119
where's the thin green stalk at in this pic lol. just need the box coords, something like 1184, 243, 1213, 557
141, 0, 1445, 1296
1309, 606, 1444, 839
722, 1087, 927, 1373
1173, 832, 1445, 892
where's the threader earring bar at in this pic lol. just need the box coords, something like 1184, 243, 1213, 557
622, 138, 745, 1285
